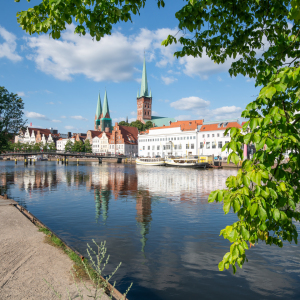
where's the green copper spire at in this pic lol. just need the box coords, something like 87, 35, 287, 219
96, 93, 102, 118
137, 89, 140, 98
140, 56, 150, 97
102, 90, 110, 118
149, 89, 152, 98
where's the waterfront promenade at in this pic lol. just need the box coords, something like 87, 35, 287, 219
0, 197, 110, 300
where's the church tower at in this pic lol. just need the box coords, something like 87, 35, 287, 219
94, 93, 102, 131
137, 56, 152, 124
100, 90, 112, 132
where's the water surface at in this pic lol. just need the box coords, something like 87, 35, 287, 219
1, 161, 299, 299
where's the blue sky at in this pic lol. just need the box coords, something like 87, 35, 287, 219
0, 0, 257, 134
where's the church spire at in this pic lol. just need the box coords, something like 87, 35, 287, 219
102, 90, 110, 118
96, 93, 102, 119
140, 56, 150, 97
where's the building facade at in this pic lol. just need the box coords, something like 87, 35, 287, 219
56, 137, 75, 152
15, 127, 60, 145
138, 119, 242, 158
92, 132, 111, 154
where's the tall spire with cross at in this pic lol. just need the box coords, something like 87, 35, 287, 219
140, 55, 150, 97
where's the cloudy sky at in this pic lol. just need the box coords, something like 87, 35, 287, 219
0, 0, 257, 133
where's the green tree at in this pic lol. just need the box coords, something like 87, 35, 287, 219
0, 86, 26, 153
144, 121, 153, 130
73, 140, 84, 152
129, 120, 144, 132
64, 140, 73, 152
84, 139, 92, 153
118, 121, 130, 127
48, 142, 56, 151
17, 0, 300, 273
33, 142, 43, 152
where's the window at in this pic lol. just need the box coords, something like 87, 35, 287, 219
202, 134, 205, 138
171, 137, 173, 140
212, 134, 214, 137
152, 145, 155, 150
206, 142, 210, 149
186, 144, 189, 149
184, 137, 186, 140
163, 145, 166, 150
174, 145, 177, 149
157, 145, 160, 150
148, 146, 150, 150
191, 144, 194, 149
187, 136, 189, 140
212, 141, 216, 149
207, 134, 210, 138
217, 133, 220, 137
200, 142, 204, 149
225, 141, 229, 144
193, 136, 195, 139
168, 138, 170, 141
179, 144, 182, 149
218, 141, 222, 148
227, 133, 229, 137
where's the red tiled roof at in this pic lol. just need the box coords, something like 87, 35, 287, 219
118, 126, 138, 144
148, 119, 204, 131
88, 130, 100, 138
200, 122, 241, 132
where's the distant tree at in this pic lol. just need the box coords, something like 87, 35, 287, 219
130, 120, 144, 132
64, 140, 73, 152
33, 142, 42, 151
84, 139, 92, 153
48, 142, 56, 151
23, 143, 33, 152
72, 140, 84, 152
14, 141, 23, 151
144, 121, 153, 130
42, 143, 48, 151
0, 86, 26, 152
118, 121, 130, 127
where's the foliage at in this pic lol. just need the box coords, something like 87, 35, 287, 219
16, 0, 300, 274
118, 121, 130, 127
129, 120, 144, 132
144, 120, 153, 130
48, 142, 56, 151
64, 139, 73, 152
33, 142, 42, 151
84, 139, 92, 153
72, 140, 84, 152
0, 86, 26, 153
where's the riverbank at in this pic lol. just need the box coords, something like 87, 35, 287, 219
0, 197, 117, 300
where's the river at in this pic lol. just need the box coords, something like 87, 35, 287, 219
0, 161, 299, 299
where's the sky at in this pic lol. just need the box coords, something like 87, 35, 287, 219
0, 0, 258, 134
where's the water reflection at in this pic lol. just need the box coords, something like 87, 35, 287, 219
0, 161, 299, 300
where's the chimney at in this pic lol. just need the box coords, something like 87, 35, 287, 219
68, 132, 72, 138
169, 121, 172, 125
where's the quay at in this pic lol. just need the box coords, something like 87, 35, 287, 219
0, 195, 125, 300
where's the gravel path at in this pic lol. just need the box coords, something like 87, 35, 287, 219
0, 204, 110, 300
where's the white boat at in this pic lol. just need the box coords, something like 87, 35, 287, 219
136, 157, 165, 166
165, 156, 210, 168
27, 155, 48, 161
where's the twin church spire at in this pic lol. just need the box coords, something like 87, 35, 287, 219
94, 90, 112, 132
137, 56, 152, 98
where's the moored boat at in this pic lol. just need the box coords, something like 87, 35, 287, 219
136, 157, 165, 166
165, 156, 211, 168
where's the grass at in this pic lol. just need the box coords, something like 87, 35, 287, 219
38, 227, 100, 283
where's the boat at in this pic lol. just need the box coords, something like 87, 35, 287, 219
165, 156, 211, 168
27, 155, 48, 161
136, 157, 165, 166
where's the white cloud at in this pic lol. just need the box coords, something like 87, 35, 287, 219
47, 101, 54, 105
0, 26, 22, 62
65, 125, 76, 130
17, 91, 25, 97
52, 119, 62, 123
152, 111, 159, 116
70, 115, 88, 121
209, 106, 243, 120
61, 116, 67, 119
174, 115, 192, 121
161, 76, 177, 85
165, 99, 170, 103
179, 53, 233, 79
25, 111, 49, 120
129, 118, 136, 123
130, 111, 137, 116
217, 76, 223, 82
170, 96, 210, 111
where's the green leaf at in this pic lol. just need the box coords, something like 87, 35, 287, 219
233, 199, 241, 212
228, 229, 238, 242
250, 118, 258, 131
265, 86, 276, 99
241, 226, 250, 240
208, 190, 218, 203
231, 152, 240, 165
273, 208, 280, 221
250, 203, 258, 216
232, 246, 239, 260
279, 182, 287, 191
223, 201, 231, 214
258, 206, 267, 221
242, 241, 249, 249
243, 133, 252, 144
218, 260, 225, 271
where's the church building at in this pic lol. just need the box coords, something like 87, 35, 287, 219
94, 90, 112, 132
137, 57, 176, 127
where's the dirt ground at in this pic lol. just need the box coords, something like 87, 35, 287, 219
0, 204, 110, 300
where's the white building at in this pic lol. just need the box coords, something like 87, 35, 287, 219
56, 138, 75, 152
138, 119, 242, 158
15, 127, 59, 145
92, 132, 111, 154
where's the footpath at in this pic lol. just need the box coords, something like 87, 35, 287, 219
0, 197, 111, 300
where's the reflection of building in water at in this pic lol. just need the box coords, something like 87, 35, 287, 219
94, 188, 111, 223
136, 168, 237, 203
136, 191, 152, 252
